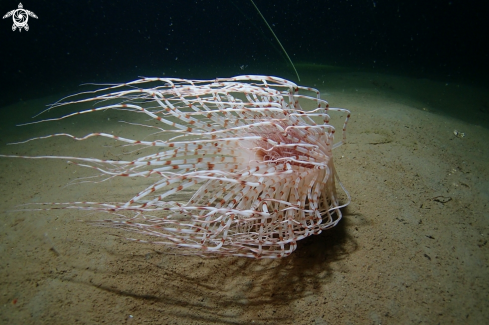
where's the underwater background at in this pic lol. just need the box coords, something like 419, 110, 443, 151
1, 0, 488, 111
1, 1, 489, 324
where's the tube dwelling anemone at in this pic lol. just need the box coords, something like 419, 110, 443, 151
1, 75, 351, 258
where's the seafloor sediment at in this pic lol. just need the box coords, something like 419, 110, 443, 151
0, 71, 487, 324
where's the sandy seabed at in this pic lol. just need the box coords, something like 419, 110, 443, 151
0, 70, 488, 324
